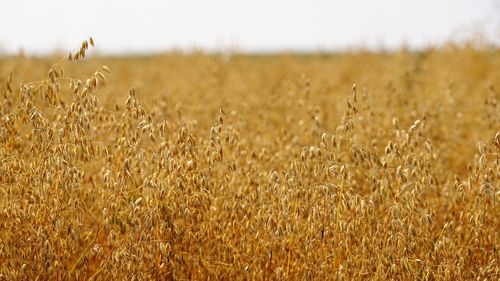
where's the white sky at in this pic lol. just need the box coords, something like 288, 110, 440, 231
0, 0, 499, 54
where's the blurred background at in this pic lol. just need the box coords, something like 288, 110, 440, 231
0, 0, 499, 54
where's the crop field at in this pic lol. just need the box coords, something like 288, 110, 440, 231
0, 40, 499, 280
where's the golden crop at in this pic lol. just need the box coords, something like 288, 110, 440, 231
0, 39, 498, 280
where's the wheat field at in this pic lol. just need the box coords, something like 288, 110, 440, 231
0, 40, 498, 280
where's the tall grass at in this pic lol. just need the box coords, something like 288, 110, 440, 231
0, 39, 498, 280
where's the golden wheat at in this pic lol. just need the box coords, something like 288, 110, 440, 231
0, 39, 498, 280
